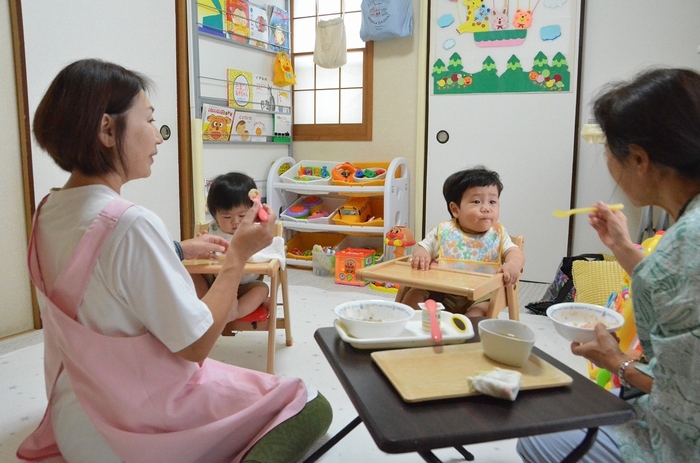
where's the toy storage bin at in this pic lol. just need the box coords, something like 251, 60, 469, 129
331, 161, 400, 187
333, 198, 384, 227
280, 160, 341, 186
335, 235, 384, 263
285, 232, 344, 263
280, 196, 345, 224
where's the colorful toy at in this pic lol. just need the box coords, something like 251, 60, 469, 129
335, 247, 376, 286
588, 230, 665, 389
384, 226, 416, 258
337, 197, 371, 223
332, 162, 358, 181
301, 195, 323, 213
369, 281, 399, 293
285, 204, 309, 219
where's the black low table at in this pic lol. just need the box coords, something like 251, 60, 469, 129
305, 321, 635, 463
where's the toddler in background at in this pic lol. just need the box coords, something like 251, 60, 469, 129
191, 172, 269, 320
403, 166, 524, 317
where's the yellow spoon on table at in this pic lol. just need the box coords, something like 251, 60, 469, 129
553, 203, 624, 218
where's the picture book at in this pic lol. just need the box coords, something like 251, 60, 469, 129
273, 113, 292, 141
227, 68, 253, 109
226, 0, 250, 43
275, 87, 291, 114
251, 113, 274, 141
197, 0, 226, 38
248, 2, 268, 49
268, 5, 290, 53
253, 74, 275, 112
201, 103, 234, 141
231, 111, 256, 142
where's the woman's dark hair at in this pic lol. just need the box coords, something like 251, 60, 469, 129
33, 59, 152, 177
207, 172, 257, 217
443, 166, 503, 215
593, 68, 700, 179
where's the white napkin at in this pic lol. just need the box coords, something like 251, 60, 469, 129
248, 236, 286, 269
467, 368, 522, 401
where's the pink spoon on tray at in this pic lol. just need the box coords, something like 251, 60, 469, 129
425, 299, 442, 343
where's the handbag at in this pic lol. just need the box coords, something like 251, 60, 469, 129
360, 0, 413, 42
314, 0, 347, 69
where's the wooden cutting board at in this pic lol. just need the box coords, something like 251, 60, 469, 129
371, 343, 573, 402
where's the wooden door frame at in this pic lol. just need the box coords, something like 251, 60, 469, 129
9, 1, 193, 328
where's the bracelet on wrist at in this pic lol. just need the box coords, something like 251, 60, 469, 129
618, 358, 638, 389
174, 241, 184, 261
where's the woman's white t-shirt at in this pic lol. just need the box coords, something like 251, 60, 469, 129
35, 185, 212, 462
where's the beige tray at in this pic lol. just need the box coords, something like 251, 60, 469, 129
371, 343, 573, 403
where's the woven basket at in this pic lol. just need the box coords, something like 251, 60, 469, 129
572, 258, 623, 307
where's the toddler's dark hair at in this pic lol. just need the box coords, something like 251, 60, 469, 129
207, 172, 257, 217
442, 166, 503, 215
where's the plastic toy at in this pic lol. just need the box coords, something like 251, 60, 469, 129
301, 195, 323, 213
588, 230, 665, 389
370, 281, 399, 293
335, 248, 375, 286
384, 226, 416, 258
332, 162, 358, 181
285, 205, 309, 219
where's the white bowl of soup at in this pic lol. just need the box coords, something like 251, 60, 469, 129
547, 303, 625, 343
334, 300, 413, 339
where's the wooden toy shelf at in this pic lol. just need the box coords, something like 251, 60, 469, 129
267, 157, 410, 268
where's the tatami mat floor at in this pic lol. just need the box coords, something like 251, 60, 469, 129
1, 268, 569, 463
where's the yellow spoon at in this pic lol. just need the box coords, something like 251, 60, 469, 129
553, 203, 624, 218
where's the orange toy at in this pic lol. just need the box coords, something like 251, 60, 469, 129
384, 226, 416, 258
335, 248, 376, 286
331, 162, 358, 182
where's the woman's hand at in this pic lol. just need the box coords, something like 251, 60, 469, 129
571, 324, 627, 372
589, 201, 644, 275
588, 201, 632, 251
226, 202, 276, 265
180, 233, 229, 260
410, 247, 432, 270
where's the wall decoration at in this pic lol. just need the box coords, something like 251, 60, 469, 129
431, 51, 569, 94
540, 25, 561, 41
438, 14, 455, 28
432, 0, 577, 94
444, 39, 456, 50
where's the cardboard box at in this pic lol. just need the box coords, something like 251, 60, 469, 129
335, 247, 376, 286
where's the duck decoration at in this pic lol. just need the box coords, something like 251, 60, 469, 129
384, 226, 416, 259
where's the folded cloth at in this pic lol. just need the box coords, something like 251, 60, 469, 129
248, 236, 286, 269
467, 368, 522, 401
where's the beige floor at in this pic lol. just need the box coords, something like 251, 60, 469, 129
0, 269, 587, 463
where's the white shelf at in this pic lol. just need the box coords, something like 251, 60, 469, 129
267, 156, 410, 268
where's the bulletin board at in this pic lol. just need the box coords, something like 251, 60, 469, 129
431, 0, 578, 95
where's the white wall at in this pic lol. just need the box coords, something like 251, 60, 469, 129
572, 0, 700, 255
0, 1, 34, 338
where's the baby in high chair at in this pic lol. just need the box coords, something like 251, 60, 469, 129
191, 172, 269, 321
403, 166, 525, 317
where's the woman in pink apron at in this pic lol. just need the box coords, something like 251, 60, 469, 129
18, 59, 331, 463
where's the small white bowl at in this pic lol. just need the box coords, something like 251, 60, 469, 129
334, 300, 414, 339
478, 319, 536, 367
547, 302, 625, 343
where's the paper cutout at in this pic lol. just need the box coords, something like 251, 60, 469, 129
540, 25, 561, 40
457, 0, 491, 33
544, 0, 567, 7
490, 8, 510, 30
437, 14, 455, 28
444, 39, 456, 50
432, 51, 570, 94
513, 0, 540, 29
474, 29, 527, 47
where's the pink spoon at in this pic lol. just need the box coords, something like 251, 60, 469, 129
425, 299, 442, 342
248, 189, 269, 222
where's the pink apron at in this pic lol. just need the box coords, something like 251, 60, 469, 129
18, 197, 307, 463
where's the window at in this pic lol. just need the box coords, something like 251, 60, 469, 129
291, 0, 373, 141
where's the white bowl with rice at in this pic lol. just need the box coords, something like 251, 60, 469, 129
547, 302, 625, 343
334, 300, 413, 339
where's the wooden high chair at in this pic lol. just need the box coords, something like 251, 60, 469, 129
183, 221, 291, 374
358, 235, 525, 320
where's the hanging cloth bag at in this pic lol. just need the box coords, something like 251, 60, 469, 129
313, 0, 347, 69
360, 0, 413, 42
